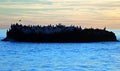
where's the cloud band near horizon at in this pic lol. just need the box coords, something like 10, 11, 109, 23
0, 0, 120, 29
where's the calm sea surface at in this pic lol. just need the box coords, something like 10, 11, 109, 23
0, 30, 120, 71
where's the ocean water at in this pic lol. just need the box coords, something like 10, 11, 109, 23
0, 30, 120, 71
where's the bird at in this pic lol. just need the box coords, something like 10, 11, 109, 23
19, 20, 21, 22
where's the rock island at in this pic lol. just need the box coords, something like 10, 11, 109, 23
2, 24, 117, 42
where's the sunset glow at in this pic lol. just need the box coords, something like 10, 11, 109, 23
0, 0, 120, 29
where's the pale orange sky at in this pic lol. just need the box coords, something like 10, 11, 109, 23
0, 0, 120, 29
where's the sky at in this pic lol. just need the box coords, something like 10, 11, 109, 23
0, 0, 120, 29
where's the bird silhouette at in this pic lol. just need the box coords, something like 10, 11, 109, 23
19, 20, 21, 22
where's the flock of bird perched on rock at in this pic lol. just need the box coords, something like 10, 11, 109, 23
2, 22, 117, 42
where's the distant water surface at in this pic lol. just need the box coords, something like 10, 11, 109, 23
0, 30, 120, 71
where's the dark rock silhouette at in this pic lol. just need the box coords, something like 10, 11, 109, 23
2, 23, 117, 42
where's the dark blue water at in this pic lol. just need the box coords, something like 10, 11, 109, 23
0, 30, 120, 71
